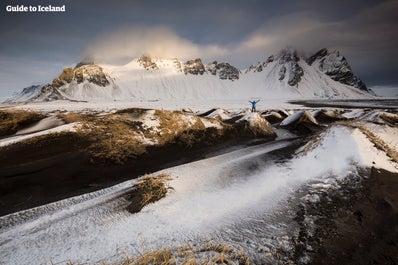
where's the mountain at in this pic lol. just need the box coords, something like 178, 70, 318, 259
4, 84, 43, 103
306, 48, 368, 91
6, 48, 373, 103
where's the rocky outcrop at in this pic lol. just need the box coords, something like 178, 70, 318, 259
184, 58, 205, 75
263, 110, 288, 124
138, 54, 159, 70
307, 48, 369, 91
235, 112, 276, 138
313, 109, 347, 123
280, 110, 323, 134
246, 55, 274, 73
278, 49, 304, 86
16, 64, 111, 102
52, 64, 110, 88
36, 84, 71, 101
206, 61, 240, 81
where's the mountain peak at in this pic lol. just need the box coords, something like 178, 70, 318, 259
206, 61, 240, 81
307, 48, 369, 91
137, 54, 159, 69
275, 48, 304, 86
75, 59, 95, 69
278, 48, 300, 61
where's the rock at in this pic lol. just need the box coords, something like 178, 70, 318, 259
280, 110, 323, 134
206, 61, 240, 81
279, 65, 286, 80
52, 64, 110, 88
38, 84, 70, 101
52, 68, 74, 88
236, 112, 276, 138
306, 48, 329, 65
138, 54, 159, 69
184, 58, 205, 75
278, 49, 304, 86
264, 111, 285, 124
245, 55, 274, 73
307, 48, 369, 92
313, 109, 347, 123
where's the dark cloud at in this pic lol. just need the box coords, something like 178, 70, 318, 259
0, 0, 397, 96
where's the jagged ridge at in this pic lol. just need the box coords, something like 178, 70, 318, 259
6, 48, 373, 103
307, 48, 368, 91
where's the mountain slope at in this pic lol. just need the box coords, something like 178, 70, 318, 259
6, 48, 373, 103
307, 48, 369, 91
242, 49, 372, 98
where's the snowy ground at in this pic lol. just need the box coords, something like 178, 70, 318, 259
1, 123, 396, 264
1, 99, 301, 113
1, 99, 397, 264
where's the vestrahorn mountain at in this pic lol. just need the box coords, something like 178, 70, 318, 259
5, 48, 373, 103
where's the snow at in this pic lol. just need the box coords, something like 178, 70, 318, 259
351, 127, 398, 172
1, 125, 395, 264
206, 108, 231, 120
280, 111, 303, 126
6, 52, 374, 105
200, 117, 223, 129
0, 123, 79, 147
126, 109, 161, 131
360, 123, 398, 157
342, 109, 365, 119
3, 99, 299, 114
236, 112, 262, 124
15, 116, 65, 135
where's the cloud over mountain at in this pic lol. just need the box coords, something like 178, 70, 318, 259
84, 26, 228, 63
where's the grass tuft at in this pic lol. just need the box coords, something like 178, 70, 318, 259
127, 173, 173, 213
139, 173, 173, 208
122, 241, 250, 265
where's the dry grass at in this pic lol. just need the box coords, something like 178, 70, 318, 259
356, 125, 398, 163
380, 112, 398, 125
53, 241, 251, 264
155, 110, 205, 145
0, 110, 46, 136
127, 173, 173, 213
58, 109, 220, 163
57, 112, 93, 124
2, 108, 235, 164
333, 121, 398, 163
155, 110, 230, 148
139, 173, 173, 208
83, 117, 146, 164
56, 112, 147, 164
122, 241, 250, 265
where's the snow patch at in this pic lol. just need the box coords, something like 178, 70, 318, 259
15, 116, 65, 135
0, 123, 80, 147
280, 111, 304, 126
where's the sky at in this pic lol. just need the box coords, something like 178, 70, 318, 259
1, 0, 398, 97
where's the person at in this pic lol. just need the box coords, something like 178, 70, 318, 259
249, 99, 260, 112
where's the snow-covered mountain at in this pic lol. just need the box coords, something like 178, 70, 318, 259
306, 48, 368, 91
6, 48, 373, 103
4, 84, 43, 103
